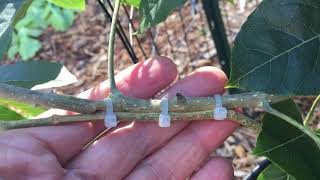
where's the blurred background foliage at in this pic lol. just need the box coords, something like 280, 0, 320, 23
8, 0, 76, 60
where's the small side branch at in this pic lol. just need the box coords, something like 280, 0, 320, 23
0, 110, 261, 132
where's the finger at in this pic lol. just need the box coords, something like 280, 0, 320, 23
190, 158, 234, 180
77, 56, 177, 100
66, 66, 228, 179
1, 57, 177, 165
126, 120, 238, 180
158, 66, 227, 98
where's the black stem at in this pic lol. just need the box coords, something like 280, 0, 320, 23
202, 0, 231, 75
244, 159, 271, 180
105, 0, 138, 62
96, 0, 138, 64
147, 29, 159, 56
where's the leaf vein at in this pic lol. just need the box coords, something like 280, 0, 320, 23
255, 133, 305, 156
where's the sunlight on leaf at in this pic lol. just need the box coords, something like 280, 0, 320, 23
47, 0, 85, 10
138, 0, 186, 33
0, 105, 24, 120
0, 98, 46, 119
0, 61, 77, 89
122, 0, 141, 7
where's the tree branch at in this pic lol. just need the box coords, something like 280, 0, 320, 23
0, 83, 288, 114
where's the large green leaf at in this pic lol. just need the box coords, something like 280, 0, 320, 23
138, 0, 186, 33
254, 100, 320, 180
0, 61, 77, 89
258, 164, 296, 180
47, 0, 85, 10
0, 98, 46, 118
227, 0, 320, 95
0, 105, 24, 120
0, 0, 32, 60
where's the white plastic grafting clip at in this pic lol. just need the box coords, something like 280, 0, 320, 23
213, 95, 227, 120
104, 98, 118, 128
159, 96, 171, 128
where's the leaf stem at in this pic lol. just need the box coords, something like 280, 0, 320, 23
304, 95, 320, 127
107, 0, 121, 92
263, 101, 320, 146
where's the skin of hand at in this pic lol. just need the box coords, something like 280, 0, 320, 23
0, 57, 239, 180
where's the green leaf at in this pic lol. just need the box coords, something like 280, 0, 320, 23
258, 164, 296, 180
0, 0, 33, 60
316, 130, 320, 138
122, 0, 141, 8
138, 0, 186, 33
0, 27, 13, 59
227, 0, 320, 95
47, 4, 74, 31
0, 98, 46, 118
47, 0, 85, 10
0, 105, 24, 120
254, 99, 320, 180
18, 35, 41, 60
0, 61, 77, 89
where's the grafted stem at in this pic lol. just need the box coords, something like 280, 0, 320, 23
0, 83, 287, 114
0, 0, 287, 133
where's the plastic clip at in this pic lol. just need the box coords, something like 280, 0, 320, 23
213, 95, 227, 120
159, 96, 171, 127
104, 98, 118, 128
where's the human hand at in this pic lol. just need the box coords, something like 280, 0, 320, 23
0, 57, 238, 180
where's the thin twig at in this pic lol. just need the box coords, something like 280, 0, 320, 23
304, 95, 320, 127
147, 29, 159, 56
105, 0, 139, 63
96, 0, 138, 64
122, 5, 148, 59
0, 110, 260, 132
